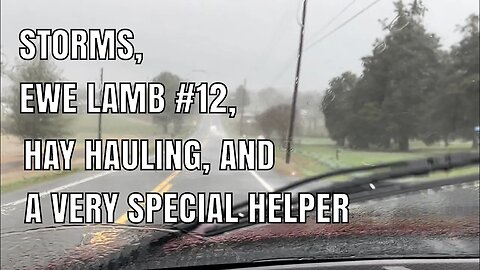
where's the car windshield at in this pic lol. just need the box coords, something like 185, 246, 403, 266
1, 0, 479, 269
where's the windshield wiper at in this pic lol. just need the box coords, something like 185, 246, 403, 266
204, 173, 479, 236
101, 152, 478, 269
160, 152, 477, 238
226, 151, 478, 212
203, 151, 479, 236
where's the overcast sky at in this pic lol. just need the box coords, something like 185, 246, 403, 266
1, 0, 478, 95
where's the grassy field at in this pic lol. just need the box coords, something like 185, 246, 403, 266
1, 114, 170, 193
222, 117, 478, 178
0, 168, 82, 194
276, 137, 478, 179
1, 113, 201, 193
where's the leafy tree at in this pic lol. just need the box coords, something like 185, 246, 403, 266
421, 14, 479, 147
449, 14, 479, 146
349, 0, 441, 151
6, 58, 67, 138
321, 3, 477, 151
151, 72, 183, 134
256, 104, 290, 143
321, 72, 357, 146
419, 51, 459, 146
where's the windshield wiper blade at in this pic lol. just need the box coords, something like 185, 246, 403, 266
230, 151, 479, 212
103, 152, 478, 268
179, 152, 478, 237
204, 152, 479, 236
319, 151, 478, 193
204, 173, 479, 237
349, 173, 478, 202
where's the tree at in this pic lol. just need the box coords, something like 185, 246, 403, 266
256, 104, 290, 143
6, 58, 67, 138
151, 72, 183, 134
419, 51, 459, 146
449, 14, 479, 146
421, 14, 480, 147
349, 0, 441, 151
321, 72, 357, 146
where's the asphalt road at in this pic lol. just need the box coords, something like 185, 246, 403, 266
0, 115, 295, 268
1, 115, 478, 269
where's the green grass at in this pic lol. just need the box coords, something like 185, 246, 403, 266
284, 137, 478, 178
274, 146, 331, 177
1, 114, 186, 194
1, 168, 81, 194
2, 114, 201, 194
221, 119, 478, 179
426, 165, 479, 181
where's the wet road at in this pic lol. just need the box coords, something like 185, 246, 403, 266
0, 115, 295, 268
1, 115, 478, 269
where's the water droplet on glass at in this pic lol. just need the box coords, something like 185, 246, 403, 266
323, 93, 336, 107
374, 42, 387, 54
388, 15, 410, 32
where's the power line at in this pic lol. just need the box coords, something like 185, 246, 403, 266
308, 0, 357, 42
270, 0, 381, 86
304, 0, 384, 51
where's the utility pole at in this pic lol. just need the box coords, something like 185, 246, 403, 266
239, 78, 246, 136
286, 0, 308, 163
98, 68, 103, 140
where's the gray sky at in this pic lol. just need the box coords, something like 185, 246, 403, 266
1, 0, 478, 95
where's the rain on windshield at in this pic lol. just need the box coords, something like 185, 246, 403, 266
0, 0, 479, 269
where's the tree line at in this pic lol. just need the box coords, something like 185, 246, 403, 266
321, 1, 479, 151
2, 58, 196, 139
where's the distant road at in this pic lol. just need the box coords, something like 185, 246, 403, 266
1, 114, 295, 268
